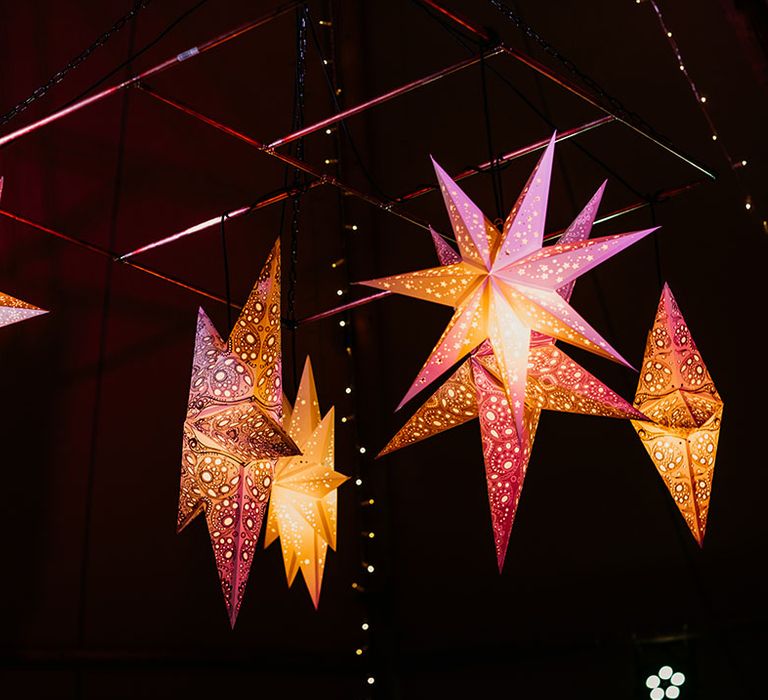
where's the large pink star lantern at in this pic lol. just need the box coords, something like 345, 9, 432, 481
178, 238, 301, 627
360, 133, 657, 453
378, 179, 646, 569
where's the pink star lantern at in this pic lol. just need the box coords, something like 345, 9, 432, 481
178, 238, 300, 627
379, 178, 646, 568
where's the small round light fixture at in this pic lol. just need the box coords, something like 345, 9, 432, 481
645, 665, 686, 699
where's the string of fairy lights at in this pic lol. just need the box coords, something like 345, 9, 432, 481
636, 0, 754, 216
312, 4, 378, 694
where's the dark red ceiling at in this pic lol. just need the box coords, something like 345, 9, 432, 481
1, 1, 766, 698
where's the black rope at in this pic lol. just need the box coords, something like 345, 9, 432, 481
479, 52, 504, 222
220, 214, 233, 335
60, 0, 210, 114
412, 0, 646, 201
75, 6, 140, 695
0, 1, 152, 126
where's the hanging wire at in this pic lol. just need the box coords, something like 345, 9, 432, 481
479, 52, 505, 221
0, 1, 152, 126
220, 213, 233, 334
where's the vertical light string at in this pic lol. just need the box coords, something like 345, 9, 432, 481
313, 3, 376, 694
638, 0, 754, 215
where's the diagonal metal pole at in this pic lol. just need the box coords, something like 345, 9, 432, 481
0, 1, 302, 149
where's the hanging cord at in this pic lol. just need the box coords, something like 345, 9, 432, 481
285, 4, 309, 391
75, 5, 140, 693
220, 214, 233, 334
0, 1, 152, 126
412, 0, 646, 201
479, 52, 504, 222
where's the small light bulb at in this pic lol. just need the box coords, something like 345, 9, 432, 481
742, 159, 748, 166
712, 134, 718, 141
679, 64, 685, 71
355, 478, 362, 486
367, 677, 375, 685
368, 531, 375, 539
745, 201, 752, 210
367, 564, 375, 573
345, 387, 352, 394
337, 289, 344, 296
361, 622, 369, 630
700, 96, 707, 103
355, 648, 363, 656
341, 416, 348, 423
339, 320, 346, 327
667, 31, 672, 37
359, 446, 367, 454
323, 59, 329, 65
325, 128, 333, 135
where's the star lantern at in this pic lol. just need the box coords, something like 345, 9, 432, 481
0, 177, 48, 328
377, 162, 648, 568
631, 284, 722, 546
178, 238, 301, 627
264, 357, 348, 607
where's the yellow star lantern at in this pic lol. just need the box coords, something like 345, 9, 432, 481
265, 357, 347, 608
631, 284, 722, 545
178, 238, 301, 627
0, 178, 48, 328
360, 133, 657, 454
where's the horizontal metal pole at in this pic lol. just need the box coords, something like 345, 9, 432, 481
0, 0, 302, 149
267, 47, 504, 149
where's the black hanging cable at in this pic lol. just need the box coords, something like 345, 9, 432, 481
0, 1, 152, 126
479, 52, 504, 222
285, 4, 309, 392
412, 0, 647, 201
60, 0, 210, 114
75, 7, 140, 695
220, 214, 233, 334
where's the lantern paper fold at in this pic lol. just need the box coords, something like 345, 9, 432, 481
631, 284, 722, 546
178, 238, 300, 627
0, 177, 48, 328
265, 357, 348, 608
377, 154, 647, 569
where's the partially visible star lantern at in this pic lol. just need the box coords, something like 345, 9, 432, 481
178, 238, 300, 627
379, 181, 646, 569
0, 177, 48, 328
631, 284, 722, 546
265, 357, 348, 607
360, 133, 658, 457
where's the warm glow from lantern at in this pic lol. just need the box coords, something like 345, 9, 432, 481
264, 357, 348, 608
369, 136, 653, 569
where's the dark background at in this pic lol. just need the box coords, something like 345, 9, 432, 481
1, 1, 766, 698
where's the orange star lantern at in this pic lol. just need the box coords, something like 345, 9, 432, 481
265, 357, 347, 607
631, 284, 722, 545
0, 178, 48, 328
178, 238, 300, 627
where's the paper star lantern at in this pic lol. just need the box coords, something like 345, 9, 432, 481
264, 357, 348, 607
0, 178, 48, 328
178, 238, 300, 627
360, 134, 657, 454
631, 284, 722, 545
380, 182, 646, 568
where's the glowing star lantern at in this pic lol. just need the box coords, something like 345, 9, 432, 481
0, 178, 48, 328
631, 284, 722, 546
380, 184, 646, 569
264, 357, 348, 607
178, 238, 300, 627
360, 133, 657, 457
